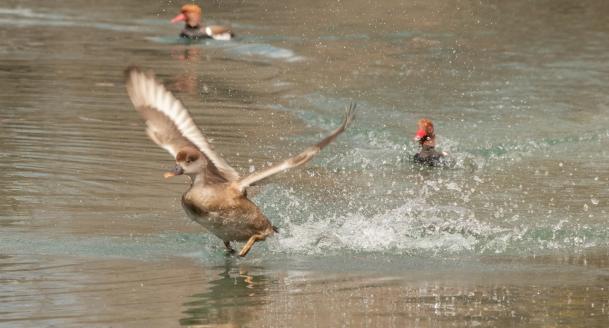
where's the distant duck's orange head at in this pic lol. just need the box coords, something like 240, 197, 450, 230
171, 4, 202, 26
415, 118, 435, 143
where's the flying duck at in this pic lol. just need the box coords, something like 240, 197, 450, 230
125, 67, 355, 256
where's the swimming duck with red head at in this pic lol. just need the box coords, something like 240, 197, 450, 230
171, 4, 234, 40
413, 118, 448, 166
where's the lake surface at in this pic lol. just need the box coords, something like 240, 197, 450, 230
1, 0, 609, 326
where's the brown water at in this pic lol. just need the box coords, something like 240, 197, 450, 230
1, 0, 609, 327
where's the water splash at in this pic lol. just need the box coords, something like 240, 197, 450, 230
259, 190, 609, 256
271, 200, 495, 256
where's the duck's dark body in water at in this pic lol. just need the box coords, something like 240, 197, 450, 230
413, 118, 448, 167
179, 25, 211, 40
414, 148, 447, 166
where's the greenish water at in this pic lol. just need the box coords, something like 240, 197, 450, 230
1, 0, 608, 326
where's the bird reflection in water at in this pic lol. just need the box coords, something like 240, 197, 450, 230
170, 47, 207, 95
179, 261, 271, 327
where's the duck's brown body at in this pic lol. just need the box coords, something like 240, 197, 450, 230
181, 182, 274, 243
125, 67, 354, 256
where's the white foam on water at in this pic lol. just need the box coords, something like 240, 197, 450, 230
225, 43, 305, 62
261, 195, 609, 256
262, 190, 504, 256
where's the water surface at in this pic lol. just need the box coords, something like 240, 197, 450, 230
1, 0, 609, 326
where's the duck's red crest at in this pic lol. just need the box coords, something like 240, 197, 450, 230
417, 118, 434, 136
181, 4, 202, 14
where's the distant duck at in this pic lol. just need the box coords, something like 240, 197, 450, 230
413, 118, 448, 166
171, 4, 234, 41
125, 67, 355, 256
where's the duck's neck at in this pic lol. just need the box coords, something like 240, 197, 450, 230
186, 23, 201, 29
187, 173, 206, 186
187, 170, 228, 187
186, 17, 202, 28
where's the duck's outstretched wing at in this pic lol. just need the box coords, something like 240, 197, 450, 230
237, 103, 356, 192
125, 66, 240, 181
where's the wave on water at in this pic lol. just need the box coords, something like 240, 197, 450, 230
225, 43, 304, 62
0, 7, 65, 20
0, 7, 155, 33
146, 36, 304, 62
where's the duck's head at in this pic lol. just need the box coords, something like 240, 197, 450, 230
415, 118, 434, 141
171, 4, 202, 27
164, 147, 205, 179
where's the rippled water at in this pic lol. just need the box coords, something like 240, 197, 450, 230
1, 0, 609, 326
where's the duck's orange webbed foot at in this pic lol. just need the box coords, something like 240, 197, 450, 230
239, 234, 267, 257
